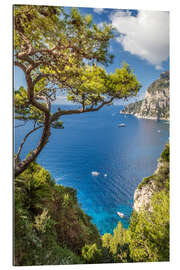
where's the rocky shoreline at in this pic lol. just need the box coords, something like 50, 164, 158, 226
133, 143, 169, 213
121, 71, 169, 121
121, 111, 170, 121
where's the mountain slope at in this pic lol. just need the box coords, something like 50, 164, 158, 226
128, 143, 169, 262
121, 71, 169, 120
133, 143, 169, 213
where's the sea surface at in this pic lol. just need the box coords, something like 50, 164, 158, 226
14, 105, 169, 235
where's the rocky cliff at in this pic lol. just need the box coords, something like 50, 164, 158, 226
121, 71, 169, 120
133, 143, 169, 213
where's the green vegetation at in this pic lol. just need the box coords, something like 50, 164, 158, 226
138, 143, 169, 191
14, 143, 169, 265
82, 244, 102, 263
128, 143, 169, 262
122, 100, 143, 114
101, 143, 169, 263
14, 5, 141, 177
129, 190, 169, 262
14, 161, 100, 265
160, 143, 170, 162
102, 222, 131, 263
13, 5, 169, 265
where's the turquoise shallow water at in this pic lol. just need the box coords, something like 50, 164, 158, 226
15, 105, 169, 235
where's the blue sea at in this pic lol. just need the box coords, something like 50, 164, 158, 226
14, 105, 169, 235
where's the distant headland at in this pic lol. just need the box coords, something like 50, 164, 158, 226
121, 71, 169, 120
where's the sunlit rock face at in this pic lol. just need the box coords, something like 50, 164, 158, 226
133, 148, 169, 213
133, 181, 156, 212
121, 71, 169, 120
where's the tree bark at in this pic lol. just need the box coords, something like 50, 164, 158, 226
14, 60, 51, 177
14, 112, 51, 177
51, 97, 114, 122
15, 125, 42, 166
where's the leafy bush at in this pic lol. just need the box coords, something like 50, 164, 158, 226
138, 176, 152, 189
102, 222, 130, 262
128, 190, 169, 262
14, 161, 100, 265
160, 143, 169, 162
82, 244, 102, 263
14, 142, 170, 265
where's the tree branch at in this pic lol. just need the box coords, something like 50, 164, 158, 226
36, 94, 51, 111
32, 74, 49, 88
15, 112, 51, 177
14, 61, 26, 73
15, 125, 43, 165
51, 97, 114, 122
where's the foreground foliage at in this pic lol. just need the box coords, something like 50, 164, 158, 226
14, 144, 169, 265
128, 143, 170, 262
14, 161, 100, 265
129, 190, 169, 262
102, 143, 170, 263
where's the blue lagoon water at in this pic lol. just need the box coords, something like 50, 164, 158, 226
14, 105, 169, 235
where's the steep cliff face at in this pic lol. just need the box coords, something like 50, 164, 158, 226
121, 71, 169, 120
133, 143, 169, 213
133, 180, 156, 212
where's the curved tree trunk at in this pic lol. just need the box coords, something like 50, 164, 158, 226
14, 112, 51, 177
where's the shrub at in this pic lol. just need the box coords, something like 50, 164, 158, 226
82, 243, 102, 263
128, 190, 169, 262
14, 161, 101, 265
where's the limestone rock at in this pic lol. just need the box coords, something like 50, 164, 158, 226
121, 71, 169, 120
133, 180, 156, 212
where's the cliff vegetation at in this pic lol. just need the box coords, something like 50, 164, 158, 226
14, 143, 169, 265
130, 143, 169, 261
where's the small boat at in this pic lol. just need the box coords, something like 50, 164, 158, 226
117, 211, 124, 218
104, 174, 107, 177
118, 123, 125, 127
91, 171, 100, 176
157, 130, 161, 133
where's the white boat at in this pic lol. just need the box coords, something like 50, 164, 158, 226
117, 211, 124, 218
91, 171, 100, 176
104, 174, 107, 177
118, 123, 125, 127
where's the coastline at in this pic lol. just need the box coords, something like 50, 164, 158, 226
120, 111, 170, 121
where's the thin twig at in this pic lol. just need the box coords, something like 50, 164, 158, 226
15, 125, 42, 164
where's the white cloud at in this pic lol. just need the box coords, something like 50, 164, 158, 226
94, 8, 104, 14
110, 10, 169, 70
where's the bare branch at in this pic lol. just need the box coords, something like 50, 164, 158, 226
36, 94, 51, 111
15, 112, 51, 177
17, 53, 35, 66
15, 125, 43, 165
51, 97, 114, 122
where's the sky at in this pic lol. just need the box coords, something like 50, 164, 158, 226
14, 6, 169, 105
